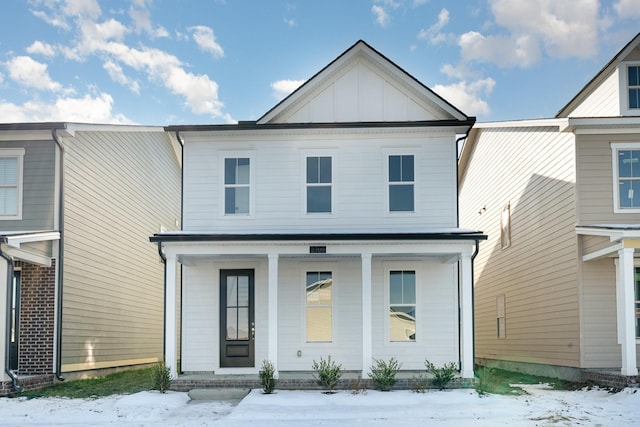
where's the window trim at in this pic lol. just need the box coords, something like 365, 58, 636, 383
0, 148, 25, 221
220, 153, 254, 218
385, 263, 419, 344
611, 143, 640, 213
301, 150, 336, 216
302, 264, 335, 344
620, 62, 640, 116
383, 149, 418, 215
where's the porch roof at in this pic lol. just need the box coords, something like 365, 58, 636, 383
150, 228, 487, 243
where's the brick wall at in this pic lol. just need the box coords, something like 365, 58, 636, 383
15, 260, 56, 376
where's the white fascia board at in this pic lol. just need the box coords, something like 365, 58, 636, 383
3, 231, 60, 248
1, 244, 52, 267
473, 118, 567, 130
564, 117, 640, 134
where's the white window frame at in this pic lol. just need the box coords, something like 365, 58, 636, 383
302, 264, 335, 344
385, 263, 419, 344
219, 153, 254, 218
383, 149, 418, 215
301, 150, 336, 216
611, 143, 640, 213
0, 148, 25, 220
619, 62, 640, 116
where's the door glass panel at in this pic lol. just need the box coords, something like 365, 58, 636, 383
237, 308, 249, 340
238, 276, 249, 306
227, 276, 238, 306
226, 308, 237, 340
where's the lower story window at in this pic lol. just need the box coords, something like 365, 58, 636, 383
389, 270, 416, 341
306, 271, 332, 342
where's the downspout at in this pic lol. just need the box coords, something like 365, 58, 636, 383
52, 128, 65, 382
471, 239, 480, 371
157, 241, 167, 361
1, 241, 23, 392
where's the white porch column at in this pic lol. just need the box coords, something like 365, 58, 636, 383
268, 253, 279, 375
164, 253, 178, 379
460, 253, 474, 379
361, 252, 373, 376
616, 248, 638, 376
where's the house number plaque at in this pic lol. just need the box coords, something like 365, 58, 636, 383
309, 246, 327, 254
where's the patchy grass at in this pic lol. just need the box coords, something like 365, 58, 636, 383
475, 367, 570, 395
17, 367, 155, 399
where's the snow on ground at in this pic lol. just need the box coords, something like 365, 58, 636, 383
0, 385, 638, 426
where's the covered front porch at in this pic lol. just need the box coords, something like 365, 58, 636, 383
577, 225, 640, 377
151, 230, 486, 382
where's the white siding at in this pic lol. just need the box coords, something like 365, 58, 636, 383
61, 130, 181, 371
277, 258, 362, 371
567, 70, 620, 117
459, 126, 580, 368
371, 259, 458, 369
183, 131, 457, 231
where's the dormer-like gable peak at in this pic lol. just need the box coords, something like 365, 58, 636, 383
258, 40, 469, 125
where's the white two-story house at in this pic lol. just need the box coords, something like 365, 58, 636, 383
152, 40, 485, 382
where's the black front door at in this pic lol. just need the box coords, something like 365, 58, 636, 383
9, 271, 21, 371
220, 269, 254, 367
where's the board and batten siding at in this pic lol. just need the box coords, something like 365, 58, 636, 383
60, 130, 181, 372
566, 70, 620, 117
0, 140, 56, 232
183, 131, 457, 231
459, 126, 580, 368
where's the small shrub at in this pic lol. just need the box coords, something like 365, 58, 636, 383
151, 360, 172, 393
425, 360, 457, 390
312, 356, 342, 392
368, 357, 401, 391
410, 374, 428, 393
259, 360, 277, 394
475, 366, 496, 396
348, 378, 367, 395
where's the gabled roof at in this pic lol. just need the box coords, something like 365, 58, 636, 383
556, 32, 640, 118
257, 40, 470, 124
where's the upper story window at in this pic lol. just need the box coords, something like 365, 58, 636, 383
0, 149, 25, 220
388, 155, 415, 212
628, 65, 640, 110
612, 144, 640, 212
306, 156, 332, 213
224, 157, 250, 215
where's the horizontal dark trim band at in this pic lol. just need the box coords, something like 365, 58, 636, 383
150, 231, 487, 243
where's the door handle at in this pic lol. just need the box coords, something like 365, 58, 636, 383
251, 322, 255, 340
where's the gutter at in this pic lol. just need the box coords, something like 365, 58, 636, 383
51, 128, 65, 382
1, 241, 23, 392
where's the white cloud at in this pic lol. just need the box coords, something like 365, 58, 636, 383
372, 5, 391, 27
271, 79, 305, 100
417, 8, 450, 45
26, 41, 56, 57
30, 9, 70, 30
103, 60, 140, 93
129, 0, 169, 38
189, 25, 224, 58
63, 0, 102, 19
6, 56, 62, 92
433, 78, 495, 117
489, 0, 599, 59
614, 0, 640, 18
0, 93, 132, 124
284, 17, 296, 27
459, 31, 541, 68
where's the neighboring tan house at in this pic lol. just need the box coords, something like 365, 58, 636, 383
459, 33, 640, 386
151, 40, 485, 383
1, 123, 181, 395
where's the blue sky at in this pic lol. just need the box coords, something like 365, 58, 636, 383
0, 0, 639, 125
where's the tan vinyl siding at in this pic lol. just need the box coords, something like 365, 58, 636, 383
576, 134, 640, 225
580, 259, 621, 368
0, 140, 55, 231
61, 130, 181, 370
459, 127, 580, 368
